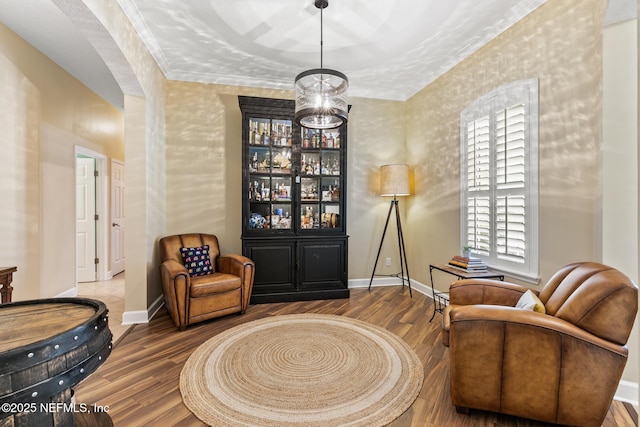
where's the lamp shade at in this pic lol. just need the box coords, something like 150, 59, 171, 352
380, 164, 410, 196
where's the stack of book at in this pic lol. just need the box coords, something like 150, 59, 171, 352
448, 255, 488, 272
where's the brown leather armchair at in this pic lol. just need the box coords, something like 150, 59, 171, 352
159, 233, 255, 330
442, 262, 638, 427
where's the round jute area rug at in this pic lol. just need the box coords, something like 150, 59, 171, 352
180, 314, 424, 427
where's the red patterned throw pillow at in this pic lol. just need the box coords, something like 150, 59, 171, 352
180, 245, 213, 277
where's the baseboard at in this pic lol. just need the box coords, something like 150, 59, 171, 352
350, 277, 433, 298
122, 309, 148, 325
122, 294, 165, 325
350, 277, 638, 407
148, 295, 165, 320
349, 277, 431, 296
615, 380, 639, 408
349, 277, 400, 288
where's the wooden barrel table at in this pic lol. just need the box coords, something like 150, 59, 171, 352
0, 298, 112, 427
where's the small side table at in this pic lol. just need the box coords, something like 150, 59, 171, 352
0, 266, 17, 303
429, 264, 504, 322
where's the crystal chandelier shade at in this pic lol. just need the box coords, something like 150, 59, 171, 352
294, 0, 348, 130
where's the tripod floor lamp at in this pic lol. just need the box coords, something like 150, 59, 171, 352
368, 164, 412, 297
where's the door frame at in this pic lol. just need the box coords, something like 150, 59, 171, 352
110, 159, 125, 276
74, 145, 110, 283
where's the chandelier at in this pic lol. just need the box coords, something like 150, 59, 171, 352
294, 0, 349, 130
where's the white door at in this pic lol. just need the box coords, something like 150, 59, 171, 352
77, 157, 97, 282
111, 160, 126, 275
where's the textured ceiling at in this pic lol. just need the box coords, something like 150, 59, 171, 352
118, 0, 549, 101
0, 0, 636, 110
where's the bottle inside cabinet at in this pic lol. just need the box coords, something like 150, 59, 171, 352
300, 203, 319, 229
298, 203, 339, 229
321, 178, 340, 202
247, 116, 293, 230
299, 126, 342, 231
300, 177, 319, 201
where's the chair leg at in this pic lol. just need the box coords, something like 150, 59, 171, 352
455, 406, 470, 415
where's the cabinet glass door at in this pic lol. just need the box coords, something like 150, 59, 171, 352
247, 117, 293, 230
299, 128, 342, 231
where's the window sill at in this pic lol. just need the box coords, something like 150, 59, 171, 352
487, 266, 541, 286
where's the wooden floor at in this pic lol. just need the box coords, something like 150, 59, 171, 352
75, 286, 637, 427
77, 272, 129, 343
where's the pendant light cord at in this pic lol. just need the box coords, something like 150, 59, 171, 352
320, 3, 324, 69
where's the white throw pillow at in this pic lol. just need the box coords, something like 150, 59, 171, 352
515, 289, 545, 313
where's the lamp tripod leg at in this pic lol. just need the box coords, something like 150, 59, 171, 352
394, 200, 412, 297
368, 200, 395, 291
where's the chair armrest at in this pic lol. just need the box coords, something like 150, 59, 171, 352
217, 254, 255, 311
159, 259, 190, 330
160, 259, 189, 279
217, 254, 253, 276
449, 279, 530, 307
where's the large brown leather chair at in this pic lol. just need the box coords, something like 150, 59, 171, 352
442, 262, 638, 426
159, 233, 255, 330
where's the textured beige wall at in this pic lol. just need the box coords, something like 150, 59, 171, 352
404, 0, 639, 388
405, 0, 607, 287
84, 0, 168, 311
345, 98, 406, 280
122, 94, 150, 313
164, 83, 244, 252
164, 83, 293, 254
603, 16, 638, 398
0, 35, 40, 300
163, 81, 406, 277
0, 23, 123, 300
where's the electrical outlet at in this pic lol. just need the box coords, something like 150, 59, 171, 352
385, 258, 391, 267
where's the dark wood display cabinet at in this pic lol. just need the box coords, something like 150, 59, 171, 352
239, 96, 349, 303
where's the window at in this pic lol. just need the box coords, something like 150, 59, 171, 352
460, 79, 539, 281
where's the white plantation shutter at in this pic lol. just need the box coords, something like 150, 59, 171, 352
496, 195, 525, 262
467, 118, 490, 191
466, 197, 490, 255
460, 80, 539, 281
466, 117, 491, 256
495, 103, 526, 264
496, 104, 526, 189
